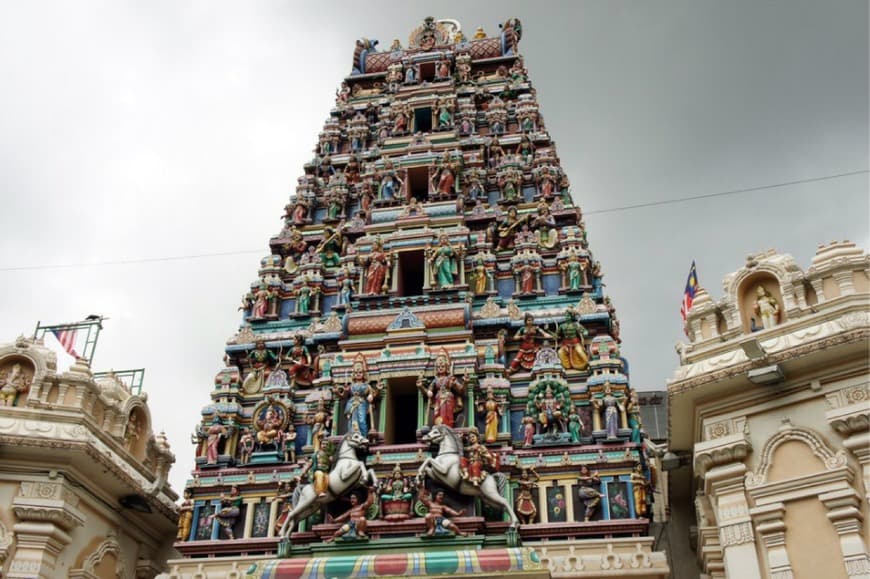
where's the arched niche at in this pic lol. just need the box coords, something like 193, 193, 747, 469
738, 273, 786, 333
123, 401, 151, 461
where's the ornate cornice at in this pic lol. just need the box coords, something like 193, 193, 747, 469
694, 433, 752, 478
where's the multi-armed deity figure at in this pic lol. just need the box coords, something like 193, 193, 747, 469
242, 340, 278, 394
418, 349, 466, 428
284, 334, 315, 388
334, 355, 381, 438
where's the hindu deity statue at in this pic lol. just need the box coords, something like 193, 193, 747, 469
242, 341, 278, 394
305, 398, 332, 453
577, 466, 602, 522
631, 464, 650, 517
317, 224, 345, 268
285, 334, 315, 387
507, 313, 554, 375
520, 415, 535, 448
378, 162, 405, 201
203, 416, 227, 465
556, 308, 589, 371
534, 385, 565, 436
460, 426, 495, 486
432, 163, 455, 195
298, 446, 332, 498
238, 428, 254, 465
419, 489, 466, 537
255, 403, 284, 450
379, 464, 415, 521
515, 467, 539, 524
470, 253, 492, 295
593, 383, 624, 439
0, 363, 30, 407
567, 406, 583, 443
418, 350, 466, 427
250, 284, 275, 319
560, 254, 586, 291
495, 206, 528, 250
176, 489, 194, 541
625, 389, 643, 443
334, 355, 380, 437
212, 486, 242, 539
753, 285, 781, 329
427, 232, 461, 289
360, 238, 392, 295
477, 387, 502, 443
325, 489, 376, 542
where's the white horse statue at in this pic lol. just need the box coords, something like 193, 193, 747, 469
417, 424, 518, 526
279, 431, 377, 538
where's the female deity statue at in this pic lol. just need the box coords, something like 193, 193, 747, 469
516, 135, 534, 164
517, 259, 536, 294
378, 165, 405, 201
285, 334, 315, 387
507, 313, 554, 375
436, 96, 453, 128
496, 206, 528, 250
361, 238, 391, 295
432, 164, 455, 195
250, 284, 274, 319
428, 233, 459, 289
317, 225, 344, 268
418, 350, 466, 427
520, 415, 535, 448
561, 255, 586, 291
238, 429, 254, 464
242, 341, 278, 394
337, 266, 355, 306
477, 387, 502, 443
335, 356, 380, 437
753, 285, 781, 329
515, 467, 539, 524
203, 416, 227, 464
295, 281, 312, 315
556, 308, 589, 370
379, 464, 415, 520
593, 383, 624, 439
470, 253, 491, 295
577, 465, 602, 522
567, 406, 583, 443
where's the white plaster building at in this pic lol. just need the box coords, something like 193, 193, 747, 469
668, 241, 870, 578
0, 335, 179, 578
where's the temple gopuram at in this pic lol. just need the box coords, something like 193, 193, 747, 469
164, 17, 669, 579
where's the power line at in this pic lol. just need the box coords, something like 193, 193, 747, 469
1, 169, 866, 273
584, 169, 868, 215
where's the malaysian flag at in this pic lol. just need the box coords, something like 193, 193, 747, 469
680, 261, 699, 335
52, 328, 79, 358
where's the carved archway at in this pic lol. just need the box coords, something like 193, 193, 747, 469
69, 537, 125, 579
745, 422, 847, 487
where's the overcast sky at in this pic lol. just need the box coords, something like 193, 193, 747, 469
0, 1, 866, 496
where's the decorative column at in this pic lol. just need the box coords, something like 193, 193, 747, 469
695, 433, 762, 579
752, 503, 793, 579
243, 499, 258, 538
820, 489, 870, 578
826, 384, 870, 502
267, 498, 280, 538
8, 478, 85, 579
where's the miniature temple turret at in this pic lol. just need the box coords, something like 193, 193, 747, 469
170, 16, 668, 578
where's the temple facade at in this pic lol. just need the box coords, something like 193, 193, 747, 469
165, 17, 668, 578
0, 336, 178, 578
668, 241, 870, 578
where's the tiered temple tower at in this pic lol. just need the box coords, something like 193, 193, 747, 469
168, 17, 668, 579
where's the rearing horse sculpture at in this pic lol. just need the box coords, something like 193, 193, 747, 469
417, 424, 518, 526
279, 432, 377, 538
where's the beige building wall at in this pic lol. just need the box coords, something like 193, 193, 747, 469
0, 336, 180, 578
668, 241, 870, 579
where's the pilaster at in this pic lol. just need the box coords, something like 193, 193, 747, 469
7, 477, 85, 579
820, 489, 870, 579
752, 502, 792, 579
697, 432, 761, 579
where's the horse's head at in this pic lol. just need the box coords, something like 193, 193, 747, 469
344, 431, 370, 451
421, 425, 447, 445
